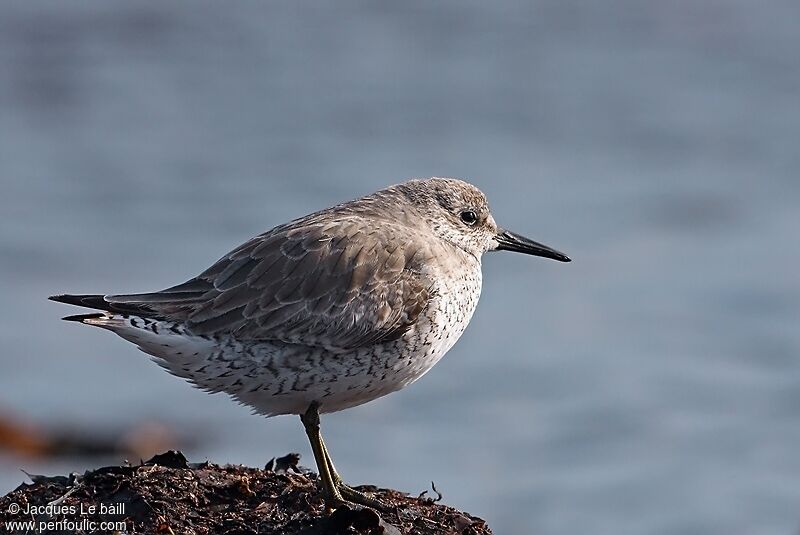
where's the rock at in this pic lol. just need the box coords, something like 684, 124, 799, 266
0, 451, 492, 535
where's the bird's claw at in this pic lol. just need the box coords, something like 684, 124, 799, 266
323, 481, 389, 513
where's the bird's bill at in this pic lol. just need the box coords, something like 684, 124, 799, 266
494, 229, 571, 262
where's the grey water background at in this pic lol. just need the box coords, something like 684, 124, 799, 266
1, 1, 799, 534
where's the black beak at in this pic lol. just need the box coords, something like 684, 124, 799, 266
495, 229, 571, 262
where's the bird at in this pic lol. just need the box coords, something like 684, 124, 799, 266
50, 177, 570, 511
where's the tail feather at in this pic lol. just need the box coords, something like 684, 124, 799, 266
49, 294, 110, 309
61, 312, 106, 323
49, 293, 159, 318
108, 278, 213, 304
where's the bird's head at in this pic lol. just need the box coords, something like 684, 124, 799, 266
395, 177, 571, 263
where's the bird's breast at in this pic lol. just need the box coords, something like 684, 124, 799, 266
422, 262, 483, 355
383, 258, 483, 389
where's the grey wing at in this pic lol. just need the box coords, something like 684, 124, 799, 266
106, 219, 432, 350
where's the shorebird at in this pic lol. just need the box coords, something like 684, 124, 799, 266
50, 177, 570, 511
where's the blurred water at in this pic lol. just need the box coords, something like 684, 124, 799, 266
1, 2, 799, 534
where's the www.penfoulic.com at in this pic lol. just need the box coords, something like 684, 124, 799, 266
3, 518, 128, 532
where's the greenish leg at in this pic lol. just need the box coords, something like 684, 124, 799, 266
301, 402, 389, 512
300, 402, 344, 510
319, 434, 389, 511
318, 434, 343, 483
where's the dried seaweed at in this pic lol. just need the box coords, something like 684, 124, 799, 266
0, 451, 492, 535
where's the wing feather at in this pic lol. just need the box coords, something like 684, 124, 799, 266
106, 218, 433, 350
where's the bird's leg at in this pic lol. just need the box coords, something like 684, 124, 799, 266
301, 402, 388, 512
300, 402, 344, 510
318, 434, 388, 511
318, 434, 342, 483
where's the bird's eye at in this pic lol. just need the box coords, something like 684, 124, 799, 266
460, 210, 478, 225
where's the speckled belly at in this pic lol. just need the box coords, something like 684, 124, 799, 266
108, 264, 484, 417
386, 265, 484, 389
235, 265, 483, 415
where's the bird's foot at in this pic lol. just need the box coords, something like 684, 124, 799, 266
337, 481, 389, 512
322, 479, 389, 513
301, 402, 389, 513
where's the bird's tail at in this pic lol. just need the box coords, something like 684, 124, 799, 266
49, 293, 109, 310
49, 293, 157, 319
61, 312, 107, 324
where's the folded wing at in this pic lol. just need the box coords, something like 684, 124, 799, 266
106, 218, 432, 351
